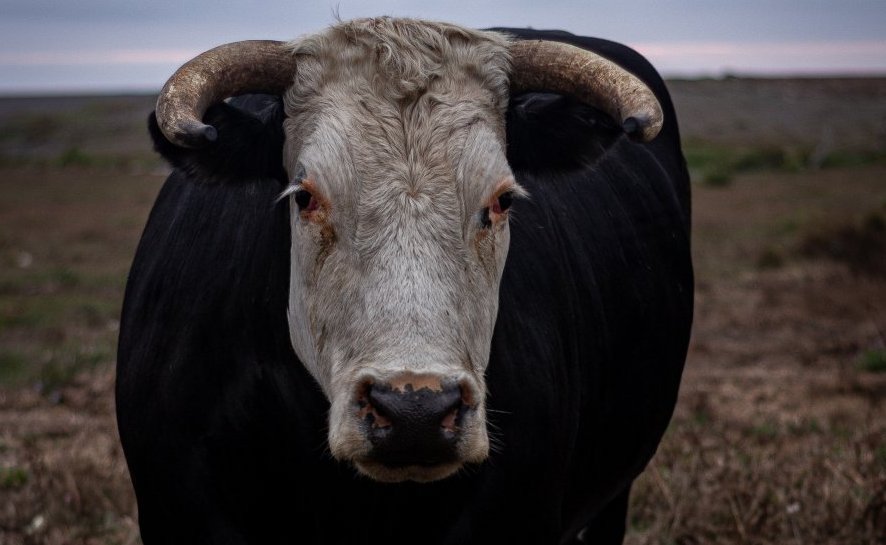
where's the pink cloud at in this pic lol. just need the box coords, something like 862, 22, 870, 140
633, 40, 886, 75
0, 49, 201, 66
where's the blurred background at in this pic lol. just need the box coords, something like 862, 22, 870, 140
1, 1, 885, 544
3, 0, 886, 93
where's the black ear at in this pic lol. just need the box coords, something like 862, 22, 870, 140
501, 28, 678, 174
148, 94, 287, 185
505, 92, 622, 172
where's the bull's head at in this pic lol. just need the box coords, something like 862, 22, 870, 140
154, 18, 662, 483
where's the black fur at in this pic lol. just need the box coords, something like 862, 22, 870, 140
118, 29, 693, 545
148, 95, 288, 185
499, 28, 690, 229
505, 92, 621, 171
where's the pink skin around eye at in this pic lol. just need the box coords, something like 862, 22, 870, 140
299, 176, 326, 216
487, 178, 516, 222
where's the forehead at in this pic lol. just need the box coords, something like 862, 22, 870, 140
330, 93, 495, 197
285, 19, 510, 147
285, 19, 511, 107
281, 20, 512, 175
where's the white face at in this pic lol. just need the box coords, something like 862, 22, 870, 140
283, 115, 520, 481
279, 21, 519, 482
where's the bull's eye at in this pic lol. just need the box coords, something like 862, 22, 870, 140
481, 191, 514, 229
294, 189, 318, 212
493, 191, 514, 214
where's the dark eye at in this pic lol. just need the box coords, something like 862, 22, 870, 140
480, 191, 515, 228
294, 189, 317, 212
494, 191, 514, 214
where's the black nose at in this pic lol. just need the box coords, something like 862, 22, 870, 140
361, 381, 467, 467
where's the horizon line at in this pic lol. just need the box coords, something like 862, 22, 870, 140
2, 71, 885, 99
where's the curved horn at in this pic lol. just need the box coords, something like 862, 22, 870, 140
510, 40, 663, 142
156, 40, 298, 148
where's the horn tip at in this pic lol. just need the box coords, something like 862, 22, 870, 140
164, 120, 218, 149
623, 115, 662, 143
623, 116, 640, 136
202, 124, 218, 142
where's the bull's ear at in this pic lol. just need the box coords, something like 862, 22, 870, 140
148, 94, 287, 185
505, 92, 622, 172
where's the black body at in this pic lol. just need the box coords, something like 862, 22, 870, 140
117, 29, 693, 545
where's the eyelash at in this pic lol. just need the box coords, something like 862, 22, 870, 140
282, 165, 319, 214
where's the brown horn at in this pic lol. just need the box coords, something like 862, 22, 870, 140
156, 40, 298, 148
509, 40, 663, 142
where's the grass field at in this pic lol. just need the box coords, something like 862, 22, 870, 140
1, 79, 885, 544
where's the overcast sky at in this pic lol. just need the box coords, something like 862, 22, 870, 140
1, 0, 885, 94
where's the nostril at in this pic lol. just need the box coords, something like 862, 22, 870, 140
364, 384, 395, 421
362, 380, 467, 431
440, 407, 459, 434
437, 384, 466, 432
358, 383, 393, 429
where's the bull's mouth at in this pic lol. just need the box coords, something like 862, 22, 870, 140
353, 459, 465, 483
337, 427, 488, 483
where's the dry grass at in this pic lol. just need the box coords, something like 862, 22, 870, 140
627, 262, 886, 545
0, 160, 162, 543
1, 80, 885, 544
627, 158, 886, 543
0, 370, 139, 545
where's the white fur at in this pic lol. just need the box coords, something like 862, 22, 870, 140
282, 17, 520, 481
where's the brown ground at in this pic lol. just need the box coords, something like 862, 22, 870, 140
1, 78, 885, 544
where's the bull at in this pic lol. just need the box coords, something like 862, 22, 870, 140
116, 17, 693, 545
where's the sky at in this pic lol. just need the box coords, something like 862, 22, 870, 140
1, 0, 885, 94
